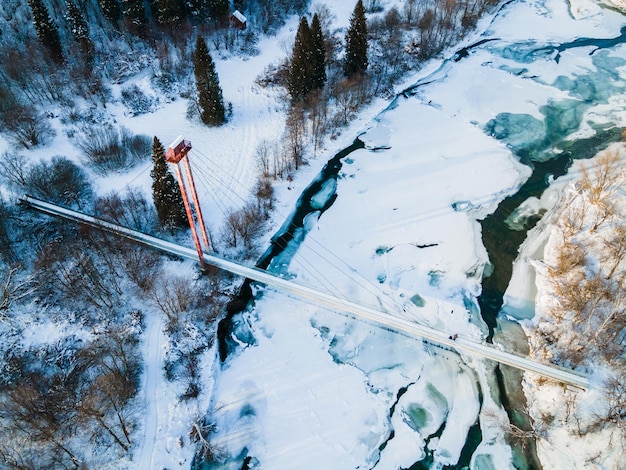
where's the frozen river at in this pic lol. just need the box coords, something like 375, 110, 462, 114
198, 0, 626, 469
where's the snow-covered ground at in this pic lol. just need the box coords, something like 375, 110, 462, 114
204, 0, 626, 469
503, 141, 626, 470
3, 0, 625, 467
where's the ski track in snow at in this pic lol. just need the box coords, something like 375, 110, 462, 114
137, 311, 165, 469
234, 84, 255, 201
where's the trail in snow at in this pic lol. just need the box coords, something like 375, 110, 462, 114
136, 311, 166, 469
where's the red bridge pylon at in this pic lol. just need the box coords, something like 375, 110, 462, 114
166, 135, 211, 268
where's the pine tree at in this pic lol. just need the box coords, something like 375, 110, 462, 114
344, 0, 368, 78
27, 0, 63, 64
310, 13, 326, 91
98, 0, 122, 24
150, 137, 188, 230
288, 17, 313, 102
193, 35, 226, 126
66, 0, 94, 58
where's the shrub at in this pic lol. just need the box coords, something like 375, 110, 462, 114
219, 202, 265, 257
25, 156, 93, 208
120, 84, 154, 116
94, 187, 156, 233
76, 125, 150, 175
1, 103, 56, 149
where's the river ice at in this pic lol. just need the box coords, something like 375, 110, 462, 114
204, 0, 626, 468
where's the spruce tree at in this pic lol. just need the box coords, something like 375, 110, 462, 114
310, 13, 326, 91
66, 0, 94, 58
344, 0, 368, 78
27, 0, 63, 64
288, 17, 313, 102
150, 137, 187, 230
98, 0, 122, 24
193, 35, 226, 126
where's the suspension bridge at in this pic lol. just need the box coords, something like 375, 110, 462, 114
21, 194, 591, 390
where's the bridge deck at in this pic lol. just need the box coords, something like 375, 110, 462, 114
21, 195, 591, 390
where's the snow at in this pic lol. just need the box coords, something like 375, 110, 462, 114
3, 0, 625, 467
205, 0, 626, 468
207, 78, 527, 469
232, 10, 246, 24
504, 142, 626, 469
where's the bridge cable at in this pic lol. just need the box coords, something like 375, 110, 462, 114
191, 148, 414, 316
188, 151, 352, 304
189, 149, 405, 313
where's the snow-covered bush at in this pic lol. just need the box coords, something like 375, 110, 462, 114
76, 125, 150, 175
151, 274, 222, 399
219, 202, 266, 259
94, 187, 157, 233
0, 103, 56, 149
527, 146, 626, 464
151, 72, 179, 102
0, 155, 94, 208
120, 83, 155, 116
0, 326, 142, 467
0, 198, 18, 264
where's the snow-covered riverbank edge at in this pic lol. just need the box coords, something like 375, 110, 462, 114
503, 141, 626, 469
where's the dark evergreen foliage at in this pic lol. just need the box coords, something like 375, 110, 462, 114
193, 35, 226, 126
288, 15, 326, 102
98, 0, 122, 24
0, 198, 13, 262
121, 0, 147, 27
344, 0, 368, 77
185, 0, 210, 22
66, 0, 94, 58
27, 0, 63, 64
310, 13, 326, 90
208, 0, 230, 22
150, 137, 187, 230
154, 0, 185, 25
288, 17, 313, 102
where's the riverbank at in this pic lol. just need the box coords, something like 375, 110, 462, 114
503, 142, 626, 469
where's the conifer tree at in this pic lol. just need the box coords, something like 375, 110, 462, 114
27, 0, 63, 64
310, 13, 326, 90
98, 0, 122, 23
193, 35, 226, 126
66, 0, 94, 58
288, 17, 313, 102
344, 0, 368, 78
151, 137, 187, 230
